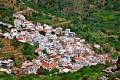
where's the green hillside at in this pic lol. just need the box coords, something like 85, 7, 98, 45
23, 0, 120, 53
0, 0, 120, 80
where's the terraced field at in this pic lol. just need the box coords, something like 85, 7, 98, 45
0, 38, 23, 60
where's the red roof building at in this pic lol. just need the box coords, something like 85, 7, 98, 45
26, 61, 30, 63
65, 66, 72, 69
29, 21, 32, 23
42, 62, 47, 66
46, 29, 51, 31
98, 57, 102, 59
36, 49, 42, 52
26, 64, 33, 67
106, 57, 110, 59
76, 57, 83, 61
37, 29, 45, 31
49, 62, 58, 68
17, 38, 23, 40
67, 40, 72, 43
93, 54, 98, 57
61, 56, 65, 58
52, 55, 58, 58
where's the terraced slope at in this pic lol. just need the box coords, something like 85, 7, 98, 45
0, 38, 23, 60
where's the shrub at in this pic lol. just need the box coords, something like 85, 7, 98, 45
0, 42, 4, 48
37, 66, 49, 75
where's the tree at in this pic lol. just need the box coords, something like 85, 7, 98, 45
22, 42, 35, 55
102, 44, 111, 53
37, 66, 49, 75
14, 62, 22, 67
108, 37, 115, 41
27, 55, 34, 60
39, 31, 46, 36
12, 38, 21, 48
0, 42, 4, 48
82, 75, 90, 80
50, 68, 59, 74
9, 16, 13, 21
10, 55, 15, 60
118, 36, 120, 41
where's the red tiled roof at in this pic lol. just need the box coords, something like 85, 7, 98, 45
29, 21, 32, 23
98, 57, 102, 59
112, 60, 117, 63
106, 57, 110, 59
42, 62, 47, 66
49, 62, 58, 67
65, 66, 72, 69
61, 56, 65, 58
72, 52, 76, 54
52, 55, 58, 58
9, 61, 13, 62
67, 40, 72, 43
30, 25, 34, 26
24, 21, 27, 22
46, 29, 51, 31
93, 54, 97, 57
104, 60, 106, 62
76, 57, 83, 61
36, 49, 42, 52
37, 29, 45, 31
26, 64, 33, 67
17, 38, 23, 40
26, 61, 30, 63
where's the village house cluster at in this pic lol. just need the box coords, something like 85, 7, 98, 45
0, 59, 13, 74
0, 14, 117, 74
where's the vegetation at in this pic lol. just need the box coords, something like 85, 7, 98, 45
37, 66, 49, 75
0, 0, 120, 79
22, 0, 120, 54
22, 42, 37, 59
0, 63, 115, 80
0, 0, 27, 25
42, 50, 50, 58
0, 41, 4, 48
11, 38, 22, 49
107, 71, 120, 80
110, 52, 119, 59
39, 31, 46, 36
0, 24, 8, 32
93, 48, 102, 54
0, 7, 14, 25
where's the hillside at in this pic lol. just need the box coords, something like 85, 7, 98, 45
0, 0, 27, 25
23, 0, 120, 54
0, 0, 120, 80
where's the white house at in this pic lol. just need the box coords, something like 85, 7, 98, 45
1, 59, 13, 68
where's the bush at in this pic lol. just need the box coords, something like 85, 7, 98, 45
22, 42, 36, 56
0, 42, 4, 48
50, 68, 59, 74
11, 38, 22, 48
39, 31, 46, 36
10, 55, 15, 60
110, 52, 119, 59
37, 66, 49, 75
27, 55, 34, 60
108, 37, 115, 41
102, 44, 111, 53
101, 29, 107, 33
118, 36, 120, 41
15, 62, 22, 67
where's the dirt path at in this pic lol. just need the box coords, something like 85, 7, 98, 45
53, 21, 71, 26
